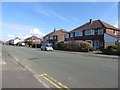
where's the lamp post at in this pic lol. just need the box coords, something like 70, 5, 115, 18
35, 39, 37, 48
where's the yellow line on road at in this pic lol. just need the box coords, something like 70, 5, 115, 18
0, 61, 6, 65
39, 74, 62, 89
39, 73, 70, 90
44, 74, 70, 90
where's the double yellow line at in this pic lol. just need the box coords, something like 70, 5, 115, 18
39, 73, 70, 90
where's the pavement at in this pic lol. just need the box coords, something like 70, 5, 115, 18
2, 45, 118, 88
2, 48, 46, 88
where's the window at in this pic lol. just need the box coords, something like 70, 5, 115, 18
70, 33, 74, 37
93, 40, 99, 49
54, 36, 57, 39
113, 30, 117, 35
85, 29, 94, 35
45, 36, 49, 40
75, 31, 82, 37
49, 36, 53, 40
64, 34, 69, 38
98, 29, 103, 35
85, 40, 93, 46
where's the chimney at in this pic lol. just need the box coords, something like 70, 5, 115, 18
54, 29, 56, 32
89, 19, 92, 24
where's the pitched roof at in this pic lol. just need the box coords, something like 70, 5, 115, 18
99, 20, 118, 30
15, 37, 21, 40
44, 29, 68, 37
70, 20, 119, 32
25, 36, 41, 40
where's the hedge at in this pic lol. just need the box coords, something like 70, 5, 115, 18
54, 41, 96, 52
102, 45, 120, 55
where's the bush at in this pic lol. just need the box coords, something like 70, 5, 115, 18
103, 45, 120, 55
107, 45, 118, 51
54, 41, 93, 52
89, 47, 96, 51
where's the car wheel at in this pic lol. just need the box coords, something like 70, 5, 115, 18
45, 48, 47, 51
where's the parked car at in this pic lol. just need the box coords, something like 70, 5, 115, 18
41, 42, 53, 51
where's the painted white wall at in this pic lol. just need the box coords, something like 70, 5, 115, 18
14, 39, 21, 45
104, 33, 117, 48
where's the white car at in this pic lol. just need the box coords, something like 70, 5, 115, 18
41, 43, 53, 51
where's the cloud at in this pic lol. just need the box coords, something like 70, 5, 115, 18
34, 6, 52, 17
114, 25, 118, 28
6, 34, 15, 41
18, 28, 45, 41
30, 28, 45, 36
32, 5, 72, 22
7, 34, 15, 38
52, 12, 71, 22
2, 23, 33, 31
114, 21, 118, 28
2, 22, 45, 41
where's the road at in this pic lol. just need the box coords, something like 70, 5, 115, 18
2, 45, 118, 88
2, 45, 45, 88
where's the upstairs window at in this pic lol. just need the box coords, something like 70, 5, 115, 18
85, 29, 94, 35
70, 33, 74, 37
64, 34, 69, 38
54, 36, 57, 39
113, 30, 117, 35
98, 29, 104, 35
45, 36, 49, 40
75, 31, 82, 37
49, 36, 53, 40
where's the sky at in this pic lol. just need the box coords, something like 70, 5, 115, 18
1, 2, 118, 41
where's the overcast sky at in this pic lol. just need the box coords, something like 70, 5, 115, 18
1, 2, 118, 41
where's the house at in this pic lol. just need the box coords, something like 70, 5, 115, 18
64, 19, 120, 50
13, 37, 21, 45
43, 29, 68, 45
6, 37, 21, 46
6, 39, 14, 45
24, 36, 42, 47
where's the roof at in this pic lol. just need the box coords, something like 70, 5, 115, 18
44, 29, 68, 37
25, 36, 41, 40
70, 20, 120, 32
15, 37, 21, 40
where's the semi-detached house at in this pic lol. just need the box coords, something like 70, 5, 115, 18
43, 29, 68, 45
64, 19, 120, 50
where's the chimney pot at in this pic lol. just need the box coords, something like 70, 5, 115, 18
54, 29, 56, 32
89, 19, 92, 24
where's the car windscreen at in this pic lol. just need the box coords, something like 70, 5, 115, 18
46, 44, 52, 47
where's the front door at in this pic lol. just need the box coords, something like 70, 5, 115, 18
94, 40, 99, 49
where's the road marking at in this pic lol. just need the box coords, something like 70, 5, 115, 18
40, 75, 61, 89
34, 74, 50, 88
14, 57, 19, 62
39, 73, 70, 90
0, 61, 6, 65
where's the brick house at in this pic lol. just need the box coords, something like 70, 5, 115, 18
43, 29, 68, 45
64, 19, 120, 50
24, 36, 42, 44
